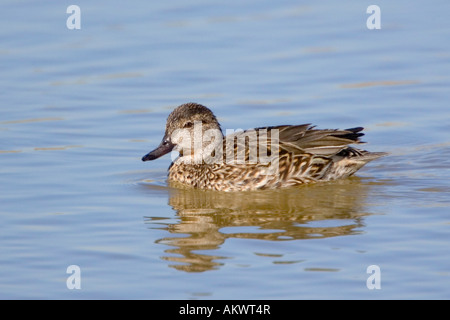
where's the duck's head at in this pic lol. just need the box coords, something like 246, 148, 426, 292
142, 103, 223, 161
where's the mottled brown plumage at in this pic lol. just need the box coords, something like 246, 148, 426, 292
142, 103, 386, 191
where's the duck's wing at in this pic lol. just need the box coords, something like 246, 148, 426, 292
268, 124, 365, 157
216, 124, 385, 187
222, 124, 380, 162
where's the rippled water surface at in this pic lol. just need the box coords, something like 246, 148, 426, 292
1, 0, 449, 299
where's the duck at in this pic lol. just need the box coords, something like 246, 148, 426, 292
142, 102, 386, 191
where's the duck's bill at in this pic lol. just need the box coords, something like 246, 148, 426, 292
142, 139, 174, 161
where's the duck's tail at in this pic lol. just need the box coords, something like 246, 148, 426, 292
326, 148, 387, 180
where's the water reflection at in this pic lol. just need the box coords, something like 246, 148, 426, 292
144, 178, 375, 272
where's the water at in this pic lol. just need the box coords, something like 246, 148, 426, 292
1, 0, 449, 299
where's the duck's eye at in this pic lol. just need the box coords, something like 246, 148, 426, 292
184, 121, 194, 128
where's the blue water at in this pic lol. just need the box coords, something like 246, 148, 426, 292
1, 0, 449, 299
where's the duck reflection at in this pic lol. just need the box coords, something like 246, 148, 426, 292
144, 177, 374, 272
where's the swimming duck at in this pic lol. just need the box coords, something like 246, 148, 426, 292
142, 103, 386, 191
